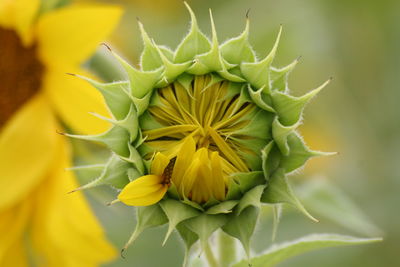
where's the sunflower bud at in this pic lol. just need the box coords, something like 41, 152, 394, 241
68, 2, 334, 261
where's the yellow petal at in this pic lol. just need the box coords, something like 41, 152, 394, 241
118, 175, 167, 206
210, 151, 226, 201
208, 127, 248, 172
0, 0, 40, 44
31, 137, 116, 266
44, 68, 110, 134
0, 201, 31, 263
151, 152, 170, 175
14, 0, 40, 44
0, 94, 58, 211
0, 0, 15, 27
0, 240, 28, 267
36, 4, 122, 67
172, 137, 196, 188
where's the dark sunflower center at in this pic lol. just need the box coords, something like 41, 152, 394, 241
0, 27, 44, 128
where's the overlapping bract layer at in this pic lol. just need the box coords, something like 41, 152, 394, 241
68, 2, 333, 261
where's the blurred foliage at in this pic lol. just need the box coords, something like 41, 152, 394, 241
73, 0, 399, 266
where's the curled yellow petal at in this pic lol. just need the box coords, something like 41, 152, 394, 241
118, 175, 168, 206
151, 153, 171, 175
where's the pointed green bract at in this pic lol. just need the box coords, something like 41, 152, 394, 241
176, 223, 199, 267
231, 172, 265, 193
174, 2, 211, 64
271, 204, 282, 241
160, 199, 201, 245
77, 75, 131, 120
185, 214, 228, 250
272, 78, 330, 126
241, 26, 282, 90
279, 133, 334, 173
123, 205, 168, 251
138, 21, 164, 71
222, 206, 259, 258
236, 185, 265, 215
261, 169, 318, 222
206, 200, 239, 215
220, 19, 255, 64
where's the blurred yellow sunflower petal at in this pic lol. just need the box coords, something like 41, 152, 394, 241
44, 68, 110, 134
0, 0, 39, 44
36, 4, 122, 67
0, 201, 31, 263
0, 94, 58, 211
118, 175, 168, 206
0, 240, 28, 267
32, 137, 116, 266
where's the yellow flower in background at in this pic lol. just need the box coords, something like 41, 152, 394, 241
0, 0, 121, 266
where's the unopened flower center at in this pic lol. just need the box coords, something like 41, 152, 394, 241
0, 28, 44, 128
144, 75, 256, 175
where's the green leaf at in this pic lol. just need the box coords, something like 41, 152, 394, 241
174, 2, 211, 63
122, 204, 168, 253
220, 18, 256, 64
232, 234, 382, 267
240, 26, 282, 90
298, 178, 382, 236
271, 78, 330, 126
261, 169, 318, 222
222, 206, 259, 257
159, 199, 201, 245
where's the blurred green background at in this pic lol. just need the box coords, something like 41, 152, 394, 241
76, 0, 399, 266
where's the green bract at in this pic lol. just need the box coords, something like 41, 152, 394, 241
68, 2, 335, 263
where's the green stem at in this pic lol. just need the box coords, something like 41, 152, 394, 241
204, 241, 219, 267
218, 230, 236, 267
86, 47, 127, 82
